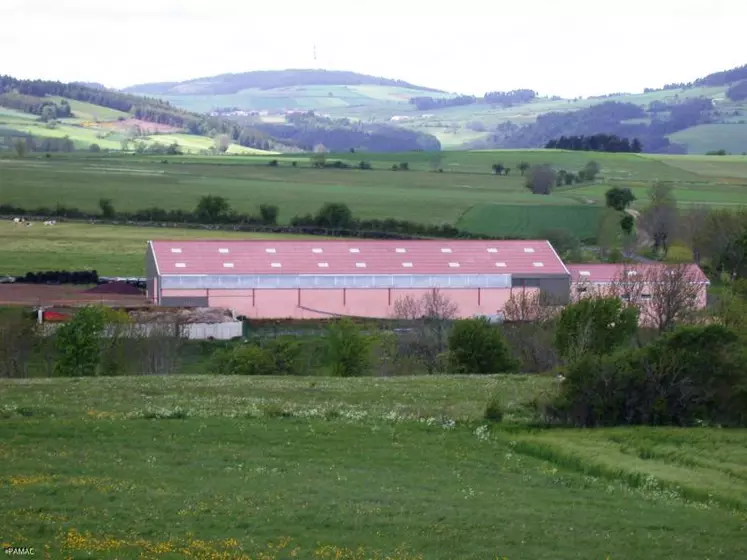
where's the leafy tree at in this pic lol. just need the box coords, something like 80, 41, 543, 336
525, 164, 557, 195
327, 318, 371, 377
605, 187, 636, 211
54, 306, 108, 377
492, 163, 505, 175
518, 161, 530, 176
631, 138, 643, 153
448, 317, 518, 374
211, 345, 275, 375
314, 202, 353, 229
195, 195, 231, 222
89, 143, 101, 153
554, 297, 639, 362
583, 161, 601, 181
99, 198, 115, 219
620, 214, 635, 235
259, 204, 279, 225
213, 134, 231, 153
311, 144, 327, 168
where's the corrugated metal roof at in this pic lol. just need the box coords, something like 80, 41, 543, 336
149, 240, 569, 276
567, 264, 709, 284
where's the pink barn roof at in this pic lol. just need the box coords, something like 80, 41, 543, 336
567, 263, 709, 284
149, 239, 569, 276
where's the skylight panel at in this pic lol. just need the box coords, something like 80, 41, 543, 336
441, 248, 452, 253
265, 248, 276, 254
579, 270, 591, 277
218, 248, 229, 254
312, 248, 323, 254
495, 262, 507, 268
524, 248, 536, 253
223, 263, 234, 268
349, 248, 360, 253
171, 248, 182, 254
317, 262, 329, 268
448, 262, 460, 268
402, 262, 413, 268
175, 263, 186, 268
270, 262, 282, 268
487, 248, 498, 253
533, 262, 544, 267
395, 248, 407, 253
355, 262, 367, 268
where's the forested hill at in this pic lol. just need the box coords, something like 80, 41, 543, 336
123, 69, 444, 96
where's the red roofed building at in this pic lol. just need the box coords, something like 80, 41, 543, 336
146, 239, 571, 319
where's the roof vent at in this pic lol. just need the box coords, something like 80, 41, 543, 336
533, 262, 544, 267
395, 248, 407, 253
487, 248, 498, 253
265, 248, 276, 254
171, 248, 182, 254
524, 248, 536, 253
349, 248, 360, 253
175, 263, 186, 268
312, 248, 323, 254
355, 262, 367, 268
579, 270, 591, 276
627, 270, 638, 276
270, 262, 282, 268
223, 263, 234, 268
317, 262, 329, 268
218, 248, 229, 254
495, 262, 507, 268
448, 262, 460, 268
402, 262, 413, 268
441, 248, 452, 253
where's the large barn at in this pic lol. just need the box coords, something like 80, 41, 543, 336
145, 239, 572, 319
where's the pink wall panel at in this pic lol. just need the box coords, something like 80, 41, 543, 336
162, 289, 208, 297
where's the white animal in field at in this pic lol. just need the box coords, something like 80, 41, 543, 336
25, 222, 32, 227
43, 220, 56, 226
12, 217, 21, 224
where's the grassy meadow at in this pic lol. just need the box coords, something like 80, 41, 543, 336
2, 150, 747, 246
0, 222, 318, 276
1, 375, 746, 559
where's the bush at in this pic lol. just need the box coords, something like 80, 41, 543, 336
327, 318, 371, 377
448, 317, 518, 374
484, 393, 504, 422
547, 324, 747, 427
554, 297, 638, 362
264, 336, 303, 375
211, 344, 276, 375
54, 306, 108, 377
525, 164, 557, 195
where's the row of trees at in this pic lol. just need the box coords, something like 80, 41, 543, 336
410, 90, 538, 112
545, 134, 643, 153
0, 93, 71, 119
524, 161, 600, 194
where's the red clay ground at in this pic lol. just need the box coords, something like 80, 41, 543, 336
0, 284, 147, 308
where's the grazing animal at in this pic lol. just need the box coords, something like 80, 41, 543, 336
25, 222, 32, 227
43, 220, 56, 226
12, 217, 21, 224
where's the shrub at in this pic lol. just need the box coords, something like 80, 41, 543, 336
554, 297, 638, 362
448, 317, 518, 374
547, 324, 747, 427
264, 336, 304, 375
484, 393, 504, 422
525, 164, 557, 195
267, 159, 279, 167
54, 306, 109, 377
327, 318, 371, 377
259, 204, 279, 225
211, 344, 275, 375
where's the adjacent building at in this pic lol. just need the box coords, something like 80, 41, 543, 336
146, 239, 571, 319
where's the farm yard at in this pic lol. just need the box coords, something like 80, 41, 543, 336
1, 375, 746, 559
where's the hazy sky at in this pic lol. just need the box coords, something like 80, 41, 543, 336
2, 0, 745, 97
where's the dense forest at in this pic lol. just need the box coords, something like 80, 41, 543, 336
253, 113, 440, 152
469, 97, 718, 153
644, 63, 747, 93
727, 80, 747, 102
545, 134, 643, 153
123, 69, 443, 96
410, 89, 538, 111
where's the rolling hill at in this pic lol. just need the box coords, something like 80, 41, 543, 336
123, 65, 747, 154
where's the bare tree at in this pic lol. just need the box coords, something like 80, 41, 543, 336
640, 182, 678, 257
677, 205, 710, 263
502, 290, 560, 372
391, 289, 458, 374
525, 164, 557, 195
606, 263, 702, 332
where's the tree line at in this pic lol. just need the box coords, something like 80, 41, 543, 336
0, 198, 511, 242
0, 93, 72, 119
545, 134, 643, 153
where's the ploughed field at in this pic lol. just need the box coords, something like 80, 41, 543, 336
1, 375, 746, 559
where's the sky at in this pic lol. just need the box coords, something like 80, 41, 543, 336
2, 0, 746, 98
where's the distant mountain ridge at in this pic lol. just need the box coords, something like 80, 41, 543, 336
123, 69, 444, 96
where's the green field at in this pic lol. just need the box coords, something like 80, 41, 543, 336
0, 222, 317, 276
1, 375, 746, 559
668, 123, 747, 155
2, 151, 747, 246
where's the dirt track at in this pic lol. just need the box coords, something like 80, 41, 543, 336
0, 284, 146, 308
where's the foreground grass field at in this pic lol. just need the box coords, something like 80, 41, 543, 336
1, 375, 746, 559
2, 150, 747, 242
0, 222, 317, 276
